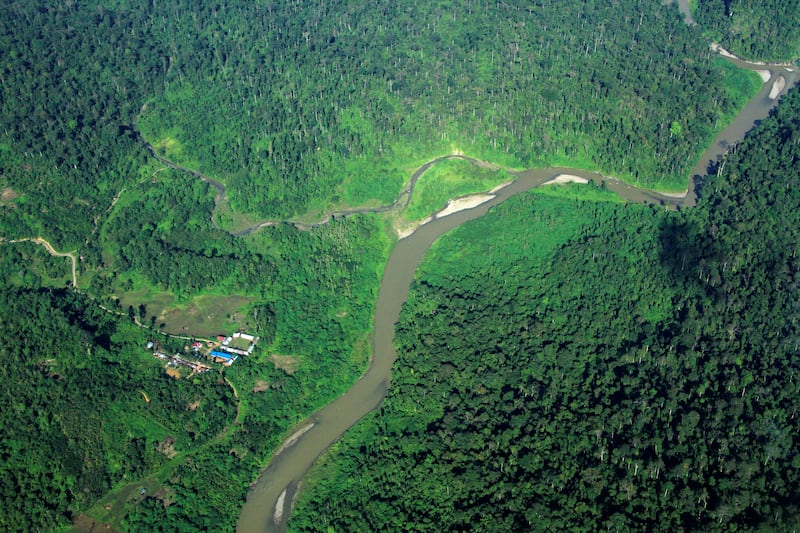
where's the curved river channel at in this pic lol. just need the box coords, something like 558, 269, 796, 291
237, 59, 797, 532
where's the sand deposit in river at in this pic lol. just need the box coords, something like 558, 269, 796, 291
435, 194, 495, 218
489, 181, 514, 193
769, 76, 786, 100
542, 174, 590, 186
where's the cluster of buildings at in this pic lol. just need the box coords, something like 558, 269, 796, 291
147, 331, 259, 373
209, 332, 259, 366
152, 350, 211, 375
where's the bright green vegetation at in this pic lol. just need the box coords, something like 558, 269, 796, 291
95, 208, 392, 529
290, 90, 800, 531
693, 0, 800, 61
0, 0, 763, 242
0, 240, 72, 288
0, 0, 785, 531
0, 288, 236, 532
0, 211, 391, 532
134, 0, 760, 217
1, 135, 393, 531
403, 159, 510, 222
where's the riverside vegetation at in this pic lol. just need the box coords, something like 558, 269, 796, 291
289, 89, 800, 531
0, 0, 795, 531
692, 0, 800, 61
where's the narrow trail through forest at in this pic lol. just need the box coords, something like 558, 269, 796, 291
1, 236, 78, 287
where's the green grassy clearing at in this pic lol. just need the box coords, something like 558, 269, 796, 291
402, 158, 511, 222
213, 199, 265, 234
116, 287, 254, 337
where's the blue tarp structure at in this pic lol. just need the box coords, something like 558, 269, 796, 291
210, 350, 234, 361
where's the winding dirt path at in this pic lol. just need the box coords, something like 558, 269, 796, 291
2, 237, 78, 287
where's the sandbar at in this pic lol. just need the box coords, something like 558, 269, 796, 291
658, 190, 688, 199
756, 70, 771, 83
396, 216, 433, 240
274, 489, 286, 523
435, 194, 495, 218
274, 423, 315, 457
769, 76, 786, 100
543, 174, 590, 186
711, 42, 737, 59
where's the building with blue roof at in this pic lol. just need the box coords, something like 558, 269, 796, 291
210, 350, 238, 366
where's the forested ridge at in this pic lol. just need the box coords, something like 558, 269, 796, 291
1, 0, 760, 233
693, 0, 800, 61
289, 90, 800, 531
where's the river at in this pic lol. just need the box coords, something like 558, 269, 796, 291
236, 57, 798, 533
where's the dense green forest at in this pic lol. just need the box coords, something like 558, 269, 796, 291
0, 214, 390, 532
136, 0, 757, 216
693, 0, 800, 60
0, 0, 788, 531
289, 89, 800, 531
1, 0, 760, 237
0, 288, 236, 531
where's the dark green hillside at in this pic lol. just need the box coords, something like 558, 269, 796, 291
693, 0, 800, 61
289, 90, 800, 531
0, 288, 236, 532
137, 0, 757, 217
1, 0, 759, 236
0, 3, 165, 249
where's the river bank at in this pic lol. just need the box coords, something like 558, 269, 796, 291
236, 44, 798, 533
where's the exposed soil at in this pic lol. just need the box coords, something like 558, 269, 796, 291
1, 187, 20, 204
270, 354, 300, 375
70, 514, 122, 533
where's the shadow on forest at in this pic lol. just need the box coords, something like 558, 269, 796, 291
657, 217, 707, 284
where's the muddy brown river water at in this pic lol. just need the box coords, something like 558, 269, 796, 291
236, 58, 798, 533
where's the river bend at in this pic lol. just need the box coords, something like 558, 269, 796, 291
233, 58, 797, 533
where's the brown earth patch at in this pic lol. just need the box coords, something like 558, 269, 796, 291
270, 354, 300, 375
156, 436, 177, 459
0, 187, 19, 206
70, 514, 121, 533
152, 485, 177, 507
165, 367, 181, 379
253, 379, 270, 393
187, 400, 201, 411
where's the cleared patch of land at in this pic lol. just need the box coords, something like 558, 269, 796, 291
270, 354, 300, 375
1, 187, 20, 205
117, 291, 253, 337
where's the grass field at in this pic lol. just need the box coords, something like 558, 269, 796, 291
117, 289, 254, 337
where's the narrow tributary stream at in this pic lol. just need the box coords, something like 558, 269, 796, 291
237, 59, 797, 532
